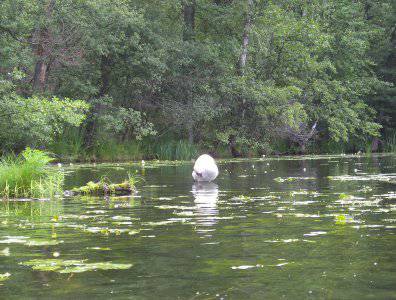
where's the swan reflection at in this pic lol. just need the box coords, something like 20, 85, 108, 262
192, 182, 219, 229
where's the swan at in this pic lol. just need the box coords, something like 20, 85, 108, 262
192, 154, 219, 182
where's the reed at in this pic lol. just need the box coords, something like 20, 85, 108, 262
0, 148, 63, 199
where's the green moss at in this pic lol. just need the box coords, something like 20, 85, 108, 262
70, 175, 138, 196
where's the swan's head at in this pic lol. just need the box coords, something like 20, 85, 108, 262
192, 170, 203, 181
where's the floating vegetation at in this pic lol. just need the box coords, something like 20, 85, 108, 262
273, 262, 289, 267
274, 177, 315, 183
358, 186, 373, 193
303, 231, 327, 237
335, 194, 374, 206
328, 174, 396, 183
231, 264, 264, 270
86, 247, 111, 251
142, 220, 179, 226
21, 258, 132, 273
59, 262, 132, 273
0, 236, 62, 247
290, 190, 320, 197
69, 174, 138, 196
0, 273, 11, 281
338, 193, 353, 200
0, 236, 29, 244
335, 214, 357, 225
26, 239, 63, 246
0, 247, 10, 256
264, 239, 314, 243
21, 259, 84, 272
294, 213, 321, 218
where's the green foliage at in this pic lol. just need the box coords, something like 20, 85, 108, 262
0, 0, 394, 157
0, 148, 63, 198
0, 79, 88, 151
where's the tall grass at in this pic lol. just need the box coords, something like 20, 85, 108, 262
50, 128, 86, 161
95, 140, 143, 162
93, 138, 198, 161
384, 132, 396, 153
0, 148, 63, 199
149, 140, 198, 160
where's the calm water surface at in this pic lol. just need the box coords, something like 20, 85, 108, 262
1, 154, 395, 299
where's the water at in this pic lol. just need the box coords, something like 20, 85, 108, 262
1, 154, 395, 299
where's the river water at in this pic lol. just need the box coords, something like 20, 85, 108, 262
0, 154, 395, 299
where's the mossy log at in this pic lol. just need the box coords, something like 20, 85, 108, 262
69, 180, 135, 196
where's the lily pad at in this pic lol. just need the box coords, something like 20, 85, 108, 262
26, 239, 63, 246
21, 259, 84, 268
0, 273, 11, 281
0, 236, 29, 244
59, 262, 132, 273
274, 177, 314, 183
0, 247, 10, 256
86, 247, 111, 251
20, 258, 132, 273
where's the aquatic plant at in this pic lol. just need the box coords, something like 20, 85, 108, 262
70, 174, 139, 196
0, 272, 11, 281
0, 148, 63, 199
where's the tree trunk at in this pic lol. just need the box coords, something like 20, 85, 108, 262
237, 0, 253, 121
32, 56, 47, 92
32, 0, 56, 92
188, 126, 194, 144
98, 55, 112, 97
229, 135, 242, 158
237, 0, 253, 76
371, 137, 380, 152
182, 0, 196, 143
84, 55, 112, 149
182, 0, 196, 40
228, 0, 253, 155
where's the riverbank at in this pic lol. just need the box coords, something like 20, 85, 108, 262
48, 138, 396, 163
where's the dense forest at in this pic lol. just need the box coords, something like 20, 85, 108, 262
0, 0, 395, 161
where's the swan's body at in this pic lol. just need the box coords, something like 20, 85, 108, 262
192, 154, 218, 182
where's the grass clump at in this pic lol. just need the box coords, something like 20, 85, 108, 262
0, 148, 63, 199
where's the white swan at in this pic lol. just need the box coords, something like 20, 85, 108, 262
192, 154, 219, 182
